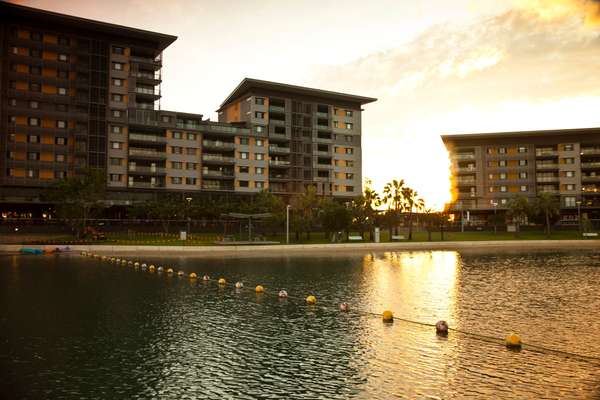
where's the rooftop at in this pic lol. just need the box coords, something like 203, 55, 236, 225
0, 2, 177, 53
218, 78, 377, 110
441, 127, 600, 143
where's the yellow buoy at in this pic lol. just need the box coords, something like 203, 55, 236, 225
177, 270, 185, 277
128, 261, 133, 265
189, 272, 198, 279
255, 285, 264, 293
505, 333, 522, 349
134, 262, 140, 267
157, 266, 164, 273
148, 265, 156, 273
235, 282, 244, 289
306, 295, 317, 305
218, 278, 226, 285
167, 268, 174, 274
382, 310, 394, 322
101, 256, 107, 261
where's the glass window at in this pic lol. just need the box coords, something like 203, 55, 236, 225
31, 66, 41, 75
55, 137, 67, 145
111, 125, 121, 134
255, 97, 265, 105
240, 152, 249, 159
255, 111, 264, 119
518, 146, 527, 153
187, 133, 196, 140
564, 144, 574, 151
56, 154, 65, 162
500, 186, 507, 192
110, 174, 121, 182
111, 142, 122, 149
186, 177, 196, 185
345, 147, 354, 155
29, 101, 39, 109
172, 131, 182, 139
56, 120, 67, 129
239, 166, 249, 173
346, 123, 353, 130
499, 147, 507, 154
112, 46, 124, 55
256, 139, 264, 147
346, 186, 354, 192
500, 173, 507, 180
499, 160, 506, 167
58, 54, 69, 62
565, 171, 575, 177
256, 126, 265, 133
55, 171, 66, 179
520, 185, 527, 192
565, 184, 575, 191
186, 148, 196, 155
112, 110, 122, 118
345, 110, 353, 117
239, 180, 249, 187
113, 62, 123, 71
255, 153, 264, 160
256, 167, 264, 175
563, 157, 574, 164
171, 177, 182, 184
28, 117, 39, 126
58, 87, 67, 95
240, 137, 249, 145
519, 172, 528, 179
255, 181, 264, 189
112, 78, 122, 87
565, 196, 576, 207
110, 158, 121, 166
519, 159, 527, 166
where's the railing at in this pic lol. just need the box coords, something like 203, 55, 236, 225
582, 175, 600, 182
269, 174, 289, 180
128, 181, 164, 188
315, 150, 331, 156
201, 183, 234, 191
176, 122, 202, 130
316, 124, 329, 129
204, 124, 250, 135
456, 179, 476, 185
582, 186, 600, 193
453, 153, 475, 160
581, 162, 600, 168
129, 148, 166, 158
135, 87, 160, 96
269, 145, 290, 153
129, 133, 166, 143
537, 188, 559, 194
455, 167, 476, 173
131, 71, 160, 80
316, 112, 328, 118
128, 166, 166, 174
535, 150, 558, 156
581, 148, 600, 155
536, 163, 559, 169
269, 160, 291, 166
268, 105, 285, 113
269, 119, 286, 126
136, 103, 155, 110
129, 55, 162, 66
536, 176, 559, 182
202, 154, 235, 163
202, 140, 235, 149
202, 170, 234, 178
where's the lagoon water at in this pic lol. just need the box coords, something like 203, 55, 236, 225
1, 249, 600, 399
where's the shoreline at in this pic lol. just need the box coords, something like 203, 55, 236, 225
2, 239, 599, 255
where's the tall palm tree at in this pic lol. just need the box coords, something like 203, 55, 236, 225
534, 192, 559, 237
401, 187, 424, 240
381, 179, 405, 236
363, 179, 380, 240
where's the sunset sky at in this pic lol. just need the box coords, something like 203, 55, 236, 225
11, 0, 600, 209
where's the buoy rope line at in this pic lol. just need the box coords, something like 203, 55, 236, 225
80, 252, 600, 365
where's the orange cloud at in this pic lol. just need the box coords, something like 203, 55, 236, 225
516, 0, 600, 26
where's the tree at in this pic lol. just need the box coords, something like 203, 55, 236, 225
47, 169, 106, 238
362, 179, 380, 241
381, 179, 405, 238
321, 198, 351, 240
422, 206, 436, 241
506, 196, 531, 237
401, 187, 424, 240
534, 192, 560, 237
291, 185, 320, 240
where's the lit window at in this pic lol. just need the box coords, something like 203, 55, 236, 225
58, 87, 67, 96
55, 137, 67, 145
186, 148, 196, 155
255, 111, 264, 119
519, 172, 527, 179
255, 181, 264, 189
256, 126, 265, 133
520, 185, 527, 192
240, 152, 249, 159
111, 126, 121, 134
565, 171, 575, 177
113, 62, 123, 71
255, 153, 264, 161
172, 131, 182, 139
519, 159, 528, 166
333, 121, 339, 128
518, 146, 527, 153
113, 78, 122, 87
256, 139, 264, 147
565, 184, 575, 191
187, 133, 196, 140
112, 110, 122, 118
56, 154, 65, 162
56, 120, 67, 129
345, 147, 354, 155
499, 147, 507, 154
240, 137, 249, 145
112, 94, 122, 102
58, 54, 68, 62
345, 110, 353, 117
564, 144, 574, 151
171, 177, 182, 184
111, 142, 122, 149
28, 118, 39, 126
110, 174, 121, 182
500, 186, 507, 192
30, 101, 39, 109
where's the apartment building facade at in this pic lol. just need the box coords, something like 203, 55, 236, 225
442, 128, 600, 225
0, 3, 376, 212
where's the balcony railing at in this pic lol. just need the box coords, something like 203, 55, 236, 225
128, 181, 164, 189
202, 170, 234, 178
269, 160, 291, 167
453, 153, 475, 160
176, 122, 202, 130
581, 162, 600, 168
582, 186, 600, 193
536, 176, 559, 183
316, 112, 329, 118
535, 150, 558, 156
128, 165, 166, 174
129, 148, 166, 158
268, 145, 290, 154
203, 124, 250, 135
268, 105, 285, 113
455, 167, 476, 173
201, 183, 234, 191
202, 154, 235, 163
537, 188, 559, 194
129, 133, 166, 143
135, 87, 160, 96
202, 140, 235, 150
536, 163, 559, 169
456, 179, 476, 185
582, 175, 600, 182
581, 148, 600, 155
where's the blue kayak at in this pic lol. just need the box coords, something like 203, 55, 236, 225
20, 248, 44, 255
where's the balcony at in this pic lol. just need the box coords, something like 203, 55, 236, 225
582, 175, 600, 182
455, 167, 477, 173
128, 148, 166, 159
129, 55, 162, 69
128, 165, 166, 175
130, 71, 161, 84
269, 173, 289, 181
202, 154, 235, 164
535, 150, 558, 157
456, 178, 476, 185
269, 160, 291, 167
316, 112, 329, 118
202, 170, 234, 178
581, 162, 600, 169
201, 183, 234, 191
536, 162, 559, 169
269, 119, 286, 126
128, 181, 164, 189
129, 133, 166, 143
203, 124, 250, 135
536, 176, 559, 183
176, 121, 202, 130
134, 86, 161, 99
453, 153, 475, 160
582, 186, 600, 193
268, 105, 285, 113
202, 140, 235, 150
537, 187, 559, 194
269, 145, 290, 154
581, 148, 600, 155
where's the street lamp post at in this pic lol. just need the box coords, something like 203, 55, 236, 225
491, 201, 498, 234
185, 197, 192, 239
286, 204, 291, 244
576, 200, 582, 233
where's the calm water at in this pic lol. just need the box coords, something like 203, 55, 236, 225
1, 249, 600, 399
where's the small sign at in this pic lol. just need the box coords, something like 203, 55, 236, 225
180, 231, 187, 241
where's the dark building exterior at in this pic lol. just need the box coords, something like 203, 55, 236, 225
442, 128, 600, 226
0, 2, 376, 214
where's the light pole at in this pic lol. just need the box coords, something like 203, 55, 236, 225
185, 196, 192, 239
286, 204, 291, 244
576, 200, 582, 233
491, 200, 498, 234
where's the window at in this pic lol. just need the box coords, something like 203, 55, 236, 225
565, 196, 577, 207
333, 121, 339, 128
565, 184, 575, 191
31, 66, 41, 75
487, 148, 494, 154
501, 199, 508, 205
27, 152, 39, 160
346, 122, 353, 129
256, 139, 264, 147
55, 137, 67, 145
30, 83, 41, 92
172, 131, 182, 139
110, 174, 121, 182
345, 110, 353, 117
112, 94, 123, 102
520, 185, 527, 192
31, 32, 42, 41
346, 160, 354, 168
56, 120, 67, 129
112, 46, 124, 55
8, 134, 16, 142
30, 49, 41, 58
500, 186, 507, 192
55, 154, 65, 163
186, 177, 197, 185
110, 158, 121, 166
255, 181, 265, 189
29, 101, 39, 109
239, 180, 249, 188
255, 111, 264, 119
111, 142, 122, 149
162, 115, 171, 123
346, 186, 354, 192
498, 160, 506, 167
58, 54, 69, 62
519, 159, 527, 166
499, 147, 507, 154
27, 169, 38, 178
186, 148, 196, 156
239, 166, 249, 173
345, 147, 354, 155
7, 151, 15, 160
255, 97, 265, 105
9, 98, 17, 107
112, 78, 123, 87
56, 104, 67, 112
518, 146, 527, 153
565, 171, 575, 177
255, 153, 264, 160
58, 87, 67, 96
345, 135, 352, 142
256, 126, 265, 133
187, 133, 196, 140
112, 110, 122, 118
500, 173, 507, 180
58, 36, 70, 46
111, 125, 121, 134
255, 167, 264, 175
112, 62, 123, 71
346, 173, 354, 180
563, 157, 574, 164
488, 186, 494, 193
564, 144, 574, 151
172, 161, 183, 170
519, 172, 528, 179
28, 117, 39, 126
240, 137, 249, 145
55, 171, 66, 179
171, 177, 183, 184
240, 152, 249, 159
171, 146, 182, 154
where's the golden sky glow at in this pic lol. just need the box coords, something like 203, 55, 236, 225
13, 0, 600, 210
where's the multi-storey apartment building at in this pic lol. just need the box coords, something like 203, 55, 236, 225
442, 128, 600, 225
217, 79, 375, 197
0, 3, 375, 212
